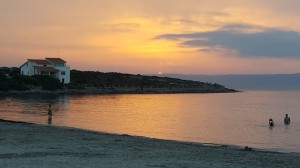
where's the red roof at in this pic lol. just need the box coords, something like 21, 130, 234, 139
45, 58, 66, 63
28, 59, 51, 65
34, 66, 59, 72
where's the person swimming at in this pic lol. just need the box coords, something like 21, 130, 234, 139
269, 118, 274, 127
284, 114, 290, 125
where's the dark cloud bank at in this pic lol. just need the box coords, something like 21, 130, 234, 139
156, 24, 300, 58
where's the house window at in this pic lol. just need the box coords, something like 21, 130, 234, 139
21, 71, 24, 75
54, 63, 64, 67
61, 71, 65, 75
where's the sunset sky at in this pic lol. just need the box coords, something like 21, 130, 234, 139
1, 0, 300, 74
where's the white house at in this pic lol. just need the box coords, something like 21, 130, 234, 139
20, 58, 70, 84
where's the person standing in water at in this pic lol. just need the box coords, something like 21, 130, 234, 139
47, 104, 52, 125
48, 104, 52, 115
269, 118, 274, 127
284, 114, 291, 125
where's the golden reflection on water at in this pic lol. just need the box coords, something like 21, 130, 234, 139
1, 92, 300, 152
66, 95, 190, 140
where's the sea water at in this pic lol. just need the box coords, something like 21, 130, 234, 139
0, 91, 299, 153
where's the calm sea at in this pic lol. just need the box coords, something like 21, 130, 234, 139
0, 91, 299, 153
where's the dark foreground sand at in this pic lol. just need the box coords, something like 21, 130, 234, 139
0, 119, 299, 168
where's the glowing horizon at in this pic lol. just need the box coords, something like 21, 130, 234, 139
1, 0, 300, 75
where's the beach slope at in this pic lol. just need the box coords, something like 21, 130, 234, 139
0, 120, 299, 168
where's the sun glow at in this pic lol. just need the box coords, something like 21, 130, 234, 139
84, 16, 198, 59
3, 1, 300, 74
127, 40, 178, 54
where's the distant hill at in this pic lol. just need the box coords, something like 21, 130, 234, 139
158, 74, 300, 91
69, 70, 236, 93
0, 68, 236, 93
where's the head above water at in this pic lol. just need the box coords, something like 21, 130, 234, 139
269, 118, 274, 127
285, 114, 288, 117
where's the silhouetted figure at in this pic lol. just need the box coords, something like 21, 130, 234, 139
244, 146, 253, 151
269, 118, 274, 127
48, 115, 52, 125
284, 114, 291, 125
48, 104, 52, 115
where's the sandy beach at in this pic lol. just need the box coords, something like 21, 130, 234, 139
0, 119, 299, 168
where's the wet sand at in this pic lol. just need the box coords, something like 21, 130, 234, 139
0, 119, 299, 168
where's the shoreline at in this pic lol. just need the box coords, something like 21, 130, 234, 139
0, 119, 295, 154
1, 119, 299, 168
0, 87, 238, 96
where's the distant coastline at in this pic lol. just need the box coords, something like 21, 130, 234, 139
1, 68, 238, 94
159, 73, 300, 91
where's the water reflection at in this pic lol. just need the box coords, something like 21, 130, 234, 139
0, 94, 70, 124
0, 91, 300, 153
